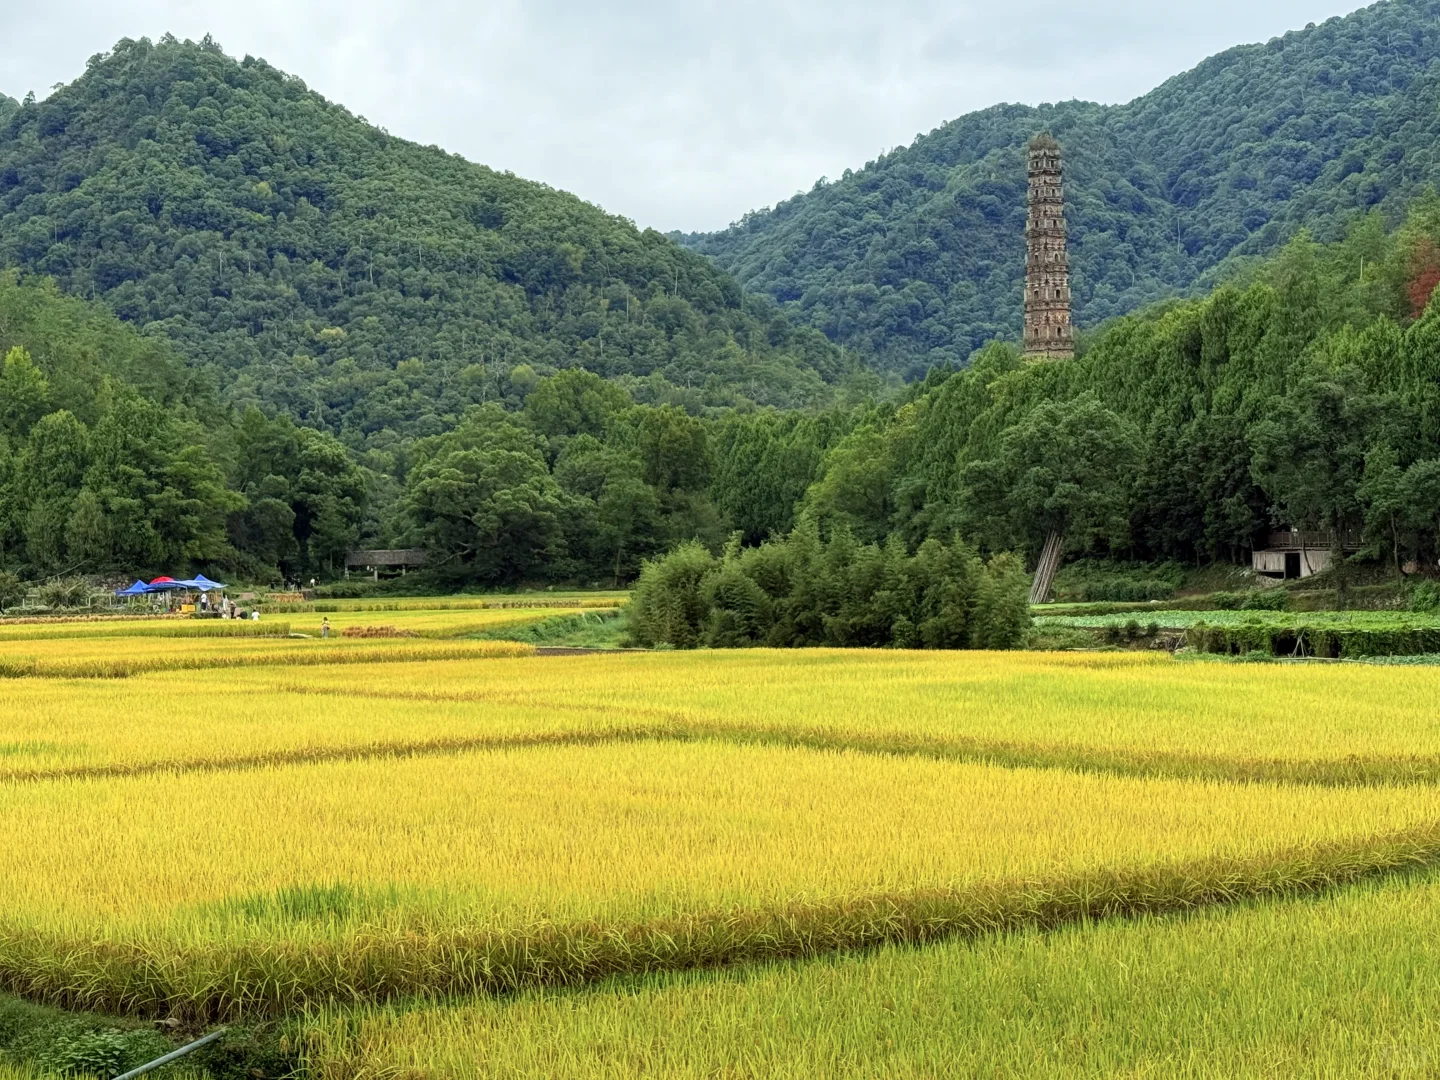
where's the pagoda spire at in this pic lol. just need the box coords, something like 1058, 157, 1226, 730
1023, 133, 1074, 360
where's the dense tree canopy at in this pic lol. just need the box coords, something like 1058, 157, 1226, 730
0, 271, 363, 581
0, 266, 861, 588
12, 206, 1440, 589
687, 0, 1440, 377
794, 207, 1440, 573
0, 35, 856, 455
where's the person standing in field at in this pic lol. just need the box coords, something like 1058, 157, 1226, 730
321, 617, 330, 640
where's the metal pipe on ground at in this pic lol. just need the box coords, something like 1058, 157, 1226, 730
112, 1028, 227, 1080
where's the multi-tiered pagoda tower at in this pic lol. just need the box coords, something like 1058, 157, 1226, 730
1023, 133, 1073, 360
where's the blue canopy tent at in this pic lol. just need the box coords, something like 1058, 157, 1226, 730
113, 576, 229, 611
180, 575, 228, 591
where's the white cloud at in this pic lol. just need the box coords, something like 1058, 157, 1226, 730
1, 0, 1368, 231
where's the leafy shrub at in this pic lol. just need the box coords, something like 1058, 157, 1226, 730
40, 1026, 171, 1078
970, 553, 1032, 650
630, 527, 1031, 651
628, 542, 717, 649
1211, 589, 1291, 613
1024, 626, 1097, 651
1051, 560, 1183, 604
35, 576, 90, 609
1080, 579, 1177, 602
1241, 589, 1290, 611
1412, 580, 1440, 613
1186, 618, 1440, 658
1100, 620, 1163, 645
0, 572, 23, 613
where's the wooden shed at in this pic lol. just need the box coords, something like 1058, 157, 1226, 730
1252, 530, 1359, 581
344, 549, 428, 579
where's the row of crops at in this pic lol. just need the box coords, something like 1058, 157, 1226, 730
6, 604, 1440, 1075
1034, 606, 1440, 658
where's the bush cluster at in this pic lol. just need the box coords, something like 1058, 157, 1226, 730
1212, 589, 1291, 612
1079, 579, 1176, 603
629, 527, 1031, 651
1412, 580, 1440, 614
1100, 620, 1162, 645
1186, 618, 1440, 658
1053, 560, 1184, 604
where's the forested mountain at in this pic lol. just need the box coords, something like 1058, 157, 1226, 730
687, 0, 1440, 377
0, 36, 853, 457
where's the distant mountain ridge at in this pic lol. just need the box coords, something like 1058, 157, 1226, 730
0, 38, 850, 453
685, 0, 1440, 376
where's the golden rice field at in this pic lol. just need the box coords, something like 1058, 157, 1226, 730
5, 605, 1440, 1076
7, 649, 1440, 784
0, 603, 601, 642
263, 592, 628, 614
0, 634, 534, 679
305, 870, 1440, 1079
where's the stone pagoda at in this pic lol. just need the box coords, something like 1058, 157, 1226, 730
1023, 133, 1073, 360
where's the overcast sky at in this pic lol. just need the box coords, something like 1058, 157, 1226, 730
4, 0, 1369, 232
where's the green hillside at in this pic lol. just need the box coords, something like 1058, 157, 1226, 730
686, 0, 1440, 376
0, 37, 852, 451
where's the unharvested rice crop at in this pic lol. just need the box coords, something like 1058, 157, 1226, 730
214, 650, 1440, 785
6, 650, 1440, 785
9, 613, 1440, 1075
4, 742, 1440, 1020
0, 606, 595, 644
0, 1066, 65, 1080
0, 669, 596, 782
303, 869, 1440, 1079
1035, 609, 1440, 630
0, 619, 293, 640
0, 635, 532, 679
282, 606, 609, 637
265, 594, 627, 614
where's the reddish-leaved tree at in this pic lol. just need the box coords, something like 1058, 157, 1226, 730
1407, 238, 1440, 317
